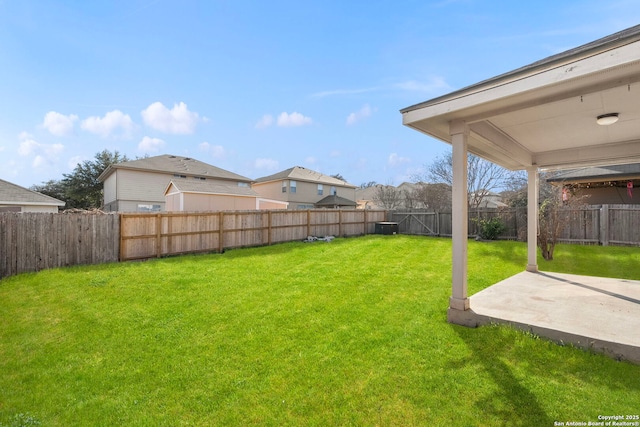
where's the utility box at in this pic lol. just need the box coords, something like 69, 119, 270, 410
375, 222, 398, 235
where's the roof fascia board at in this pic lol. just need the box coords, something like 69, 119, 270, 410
0, 201, 65, 207
401, 28, 640, 115
402, 41, 640, 125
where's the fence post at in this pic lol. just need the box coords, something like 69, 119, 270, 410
364, 209, 368, 235
307, 210, 311, 237
156, 214, 162, 258
600, 204, 609, 246
218, 212, 224, 253
268, 210, 272, 245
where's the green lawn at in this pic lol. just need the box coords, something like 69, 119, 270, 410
1, 236, 639, 426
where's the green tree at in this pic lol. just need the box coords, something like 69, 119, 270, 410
30, 179, 67, 206
62, 150, 129, 209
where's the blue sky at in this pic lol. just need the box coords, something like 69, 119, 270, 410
1, 0, 639, 188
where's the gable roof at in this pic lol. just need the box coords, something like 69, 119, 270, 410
315, 194, 357, 207
548, 163, 640, 183
0, 179, 65, 207
98, 154, 252, 183
165, 180, 259, 197
254, 166, 356, 188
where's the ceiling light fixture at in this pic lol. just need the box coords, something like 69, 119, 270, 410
596, 113, 619, 125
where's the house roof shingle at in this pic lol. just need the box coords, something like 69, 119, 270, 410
165, 180, 259, 197
315, 194, 357, 207
98, 154, 252, 183
0, 179, 65, 206
254, 166, 356, 188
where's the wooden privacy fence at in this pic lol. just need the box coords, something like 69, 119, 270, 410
390, 205, 640, 246
0, 212, 120, 278
120, 209, 386, 261
1, 209, 386, 278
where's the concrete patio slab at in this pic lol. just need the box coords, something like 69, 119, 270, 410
450, 271, 640, 364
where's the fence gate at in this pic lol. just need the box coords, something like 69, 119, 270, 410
390, 211, 440, 236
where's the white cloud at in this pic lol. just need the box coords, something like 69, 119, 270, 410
18, 138, 39, 156
305, 156, 317, 164
42, 111, 78, 136
255, 114, 274, 129
17, 133, 64, 168
346, 104, 373, 125
138, 136, 165, 153
254, 158, 279, 171
17, 133, 63, 161
81, 110, 135, 138
394, 76, 451, 93
277, 112, 312, 127
330, 150, 341, 158
311, 87, 380, 98
68, 155, 83, 170
388, 153, 411, 167
199, 141, 226, 159
141, 101, 200, 134
33, 155, 47, 168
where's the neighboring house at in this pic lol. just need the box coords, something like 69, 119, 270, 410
0, 178, 65, 213
253, 166, 357, 210
547, 163, 640, 205
98, 154, 253, 212
355, 185, 387, 209
165, 180, 288, 212
472, 191, 508, 208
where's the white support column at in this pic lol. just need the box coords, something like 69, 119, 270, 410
526, 166, 539, 272
449, 120, 470, 311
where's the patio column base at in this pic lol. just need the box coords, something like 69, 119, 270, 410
526, 264, 539, 272
449, 296, 470, 311
447, 307, 479, 327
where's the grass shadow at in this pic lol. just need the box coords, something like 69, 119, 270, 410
449, 325, 554, 426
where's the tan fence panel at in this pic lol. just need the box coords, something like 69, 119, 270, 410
119, 210, 388, 262
0, 213, 119, 278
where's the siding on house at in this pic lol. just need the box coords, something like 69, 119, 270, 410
164, 180, 288, 212
253, 166, 357, 209
99, 154, 253, 212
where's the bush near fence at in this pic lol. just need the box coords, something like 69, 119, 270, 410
389, 205, 640, 246
0, 209, 386, 279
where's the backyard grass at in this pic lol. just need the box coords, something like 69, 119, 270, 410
1, 235, 639, 426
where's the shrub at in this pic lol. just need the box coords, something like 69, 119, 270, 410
474, 217, 506, 240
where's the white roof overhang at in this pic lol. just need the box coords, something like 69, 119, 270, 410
401, 25, 640, 171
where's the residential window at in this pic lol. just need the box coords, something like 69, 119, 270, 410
317, 184, 323, 195
238, 182, 249, 187
331, 186, 336, 195
137, 204, 161, 212
174, 174, 187, 179
194, 176, 206, 181
290, 180, 297, 193
282, 181, 287, 193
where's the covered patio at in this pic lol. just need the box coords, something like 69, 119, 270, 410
401, 25, 640, 363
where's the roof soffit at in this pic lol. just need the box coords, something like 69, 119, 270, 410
402, 37, 640, 171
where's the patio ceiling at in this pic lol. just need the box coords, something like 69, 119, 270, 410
401, 25, 640, 171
